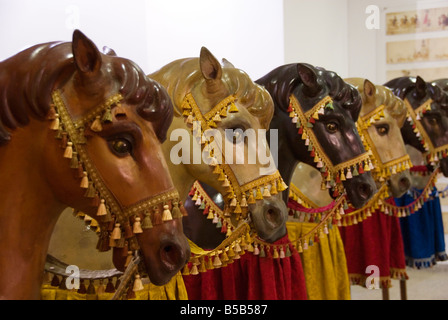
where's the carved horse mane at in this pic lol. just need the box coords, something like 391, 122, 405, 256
0, 40, 172, 145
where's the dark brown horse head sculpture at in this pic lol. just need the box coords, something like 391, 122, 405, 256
150, 47, 289, 244
0, 30, 189, 299
256, 63, 377, 208
385, 76, 448, 177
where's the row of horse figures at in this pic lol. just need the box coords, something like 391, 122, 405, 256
1, 30, 447, 300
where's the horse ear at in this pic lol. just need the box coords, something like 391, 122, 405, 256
414, 76, 427, 99
297, 63, 320, 96
102, 46, 117, 56
72, 29, 102, 74
364, 79, 376, 98
222, 58, 235, 69
199, 47, 222, 80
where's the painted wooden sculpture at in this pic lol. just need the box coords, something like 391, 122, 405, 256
386, 76, 448, 270
289, 78, 412, 299
0, 30, 190, 299
149, 48, 308, 300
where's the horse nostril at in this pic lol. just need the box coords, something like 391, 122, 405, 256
266, 208, 277, 223
160, 242, 184, 271
399, 177, 411, 191
358, 182, 373, 200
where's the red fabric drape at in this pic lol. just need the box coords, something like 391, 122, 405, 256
338, 207, 407, 287
182, 234, 307, 300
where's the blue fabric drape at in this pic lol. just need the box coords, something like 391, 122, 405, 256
395, 187, 448, 268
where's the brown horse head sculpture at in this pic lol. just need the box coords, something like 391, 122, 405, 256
385, 76, 448, 177
0, 30, 189, 299
345, 78, 412, 198
256, 63, 377, 208
150, 47, 289, 243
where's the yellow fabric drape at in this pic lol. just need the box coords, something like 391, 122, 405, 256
41, 271, 188, 300
286, 221, 350, 300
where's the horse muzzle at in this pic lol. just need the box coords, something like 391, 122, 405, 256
388, 170, 412, 198
343, 172, 377, 208
249, 193, 288, 243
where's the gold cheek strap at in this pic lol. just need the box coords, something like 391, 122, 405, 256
288, 94, 373, 196
404, 98, 448, 164
356, 107, 413, 181
49, 90, 186, 258
180, 92, 289, 232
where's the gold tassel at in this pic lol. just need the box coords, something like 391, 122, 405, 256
247, 191, 256, 204
255, 186, 263, 200
124, 251, 133, 268
272, 247, 279, 259
141, 211, 153, 229
90, 116, 103, 132
340, 170, 346, 181
182, 263, 190, 275
102, 107, 113, 123
133, 217, 143, 234
96, 199, 107, 216
80, 172, 89, 189
270, 181, 278, 195
189, 264, 199, 275
63, 142, 73, 159
111, 223, 121, 240
240, 194, 248, 207
220, 107, 227, 117
262, 184, 271, 197
228, 102, 239, 113
234, 203, 242, 214
230, 197, 237, 207
70, 152, 79, 169
213, 254, 222, 267
171, 201, 183, 219
277, 179, 287, 192
50, 115, 60, 130
162, 204, 173, 221
213, 113, 222, 122
133, 274, 144, 292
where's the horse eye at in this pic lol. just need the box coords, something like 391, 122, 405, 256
375, 124, 389, 136
226, 127, 245, 144
426, 116, 438, 126
326, 122, 339, 133
109, 138, 133, 156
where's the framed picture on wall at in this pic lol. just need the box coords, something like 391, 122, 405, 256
380, 1, 448, 82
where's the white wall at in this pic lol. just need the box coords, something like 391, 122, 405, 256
0, 0, 284, 80
283, 0, 349, 77
144, 0, 284, 79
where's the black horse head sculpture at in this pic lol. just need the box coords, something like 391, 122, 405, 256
385, 76, 448, 176
256, 63, 376, 208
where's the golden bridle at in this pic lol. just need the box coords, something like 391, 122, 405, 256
288, 94, 372, 195
48, 90, 185, 297
404, 98, 448, 164
180, 92, 288, 234
356, 103, 413, 182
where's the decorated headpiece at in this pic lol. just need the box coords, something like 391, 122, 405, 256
357, 103, 412, 181
48, 90, 185, 260
287, 94, 372, 197
404, 98, 448, 164
180, 92, 288, 234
